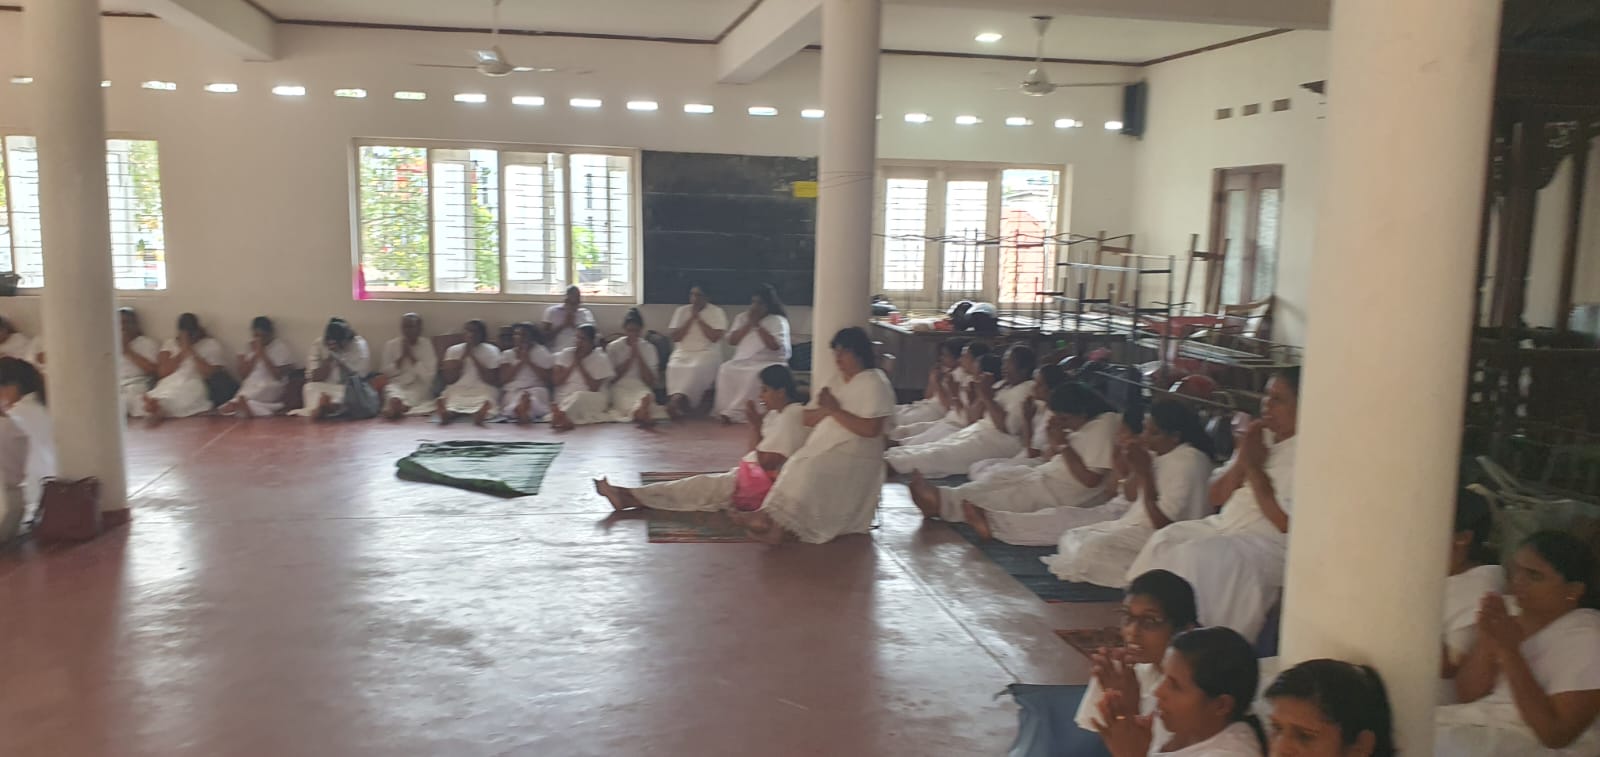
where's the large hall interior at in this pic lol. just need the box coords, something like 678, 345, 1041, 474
2, 0, 1599, 755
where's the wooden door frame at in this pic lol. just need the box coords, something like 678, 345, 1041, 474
1206, 164, 1284, 311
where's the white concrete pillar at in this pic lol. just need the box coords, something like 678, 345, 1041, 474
1281, 1, 1502, 754
29, 0, 129, 515
811, 0, 880, 387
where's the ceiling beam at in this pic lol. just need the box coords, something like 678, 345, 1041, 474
137, 0, 278, 60
717, 0, 822, 84
898, 0, 1330, 30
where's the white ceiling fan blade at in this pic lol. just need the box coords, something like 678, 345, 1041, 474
414, 63, 481, 70
475, 46, 506, 66
1053, 82, 1128, 88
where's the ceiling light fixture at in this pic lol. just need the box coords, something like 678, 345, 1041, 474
512, 95, 545, 107
570, 97, 603, 109
748, 106, 778, 117
334, 88, 367, 99
101, 80, 112, 88
904, 112, 932, 124
1104, 120, 1124, 131
9, 76, 33, 85
1054, 118, 1082, 129
955, 115, 981, 126
140, 80, 177, 91
626, 100, 659, 111
801, 108, 825, 119
1005, 116, 1032, 127
975, 32, 1003, 43
271, 85, 306, 97
454, 92, 488, 104
394, 91, 427, 101
683, 103, 715, 114
203, 82, 239, 94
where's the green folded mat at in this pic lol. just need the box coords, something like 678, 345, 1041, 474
395, 440, 565, 497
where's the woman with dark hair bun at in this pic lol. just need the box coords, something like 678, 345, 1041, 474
300, 317, 372, 421
1437, 529, 1600, 756
1043, 399, 1216, 587
711, 283, 792, 423
436, 319, 501, 426
1096, 626, 1265, 756
733, 327, 894, 544
595, 364, 809, 512
142, 312, 228, 422
1126, 370, 1301, 642
606, 308, 663, 426
1264, 659, 1394, 757
549, 323, 615, 430
221, 316, 297, 418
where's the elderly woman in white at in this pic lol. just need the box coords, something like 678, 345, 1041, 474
498, 322, 554, 424
116, 307, 160, 417
607, 309, 663, 426
711, 284, 791, 424
664, 284, 727, 418
220, 316, 296, 418
299, 318, 371, 421
436, 319, 501, 426
1126, 370, 1300, 643
381, 313, 439, 419
884, 344, 1038, 479
550, 324, 615, 430
734, 327, 895, 545
142, 312, 229, 423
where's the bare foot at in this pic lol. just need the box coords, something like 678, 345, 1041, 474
962, 501, 993, 541
237, 399, 254, 419
472, 402, 490, 427
665, 395, 685, 421
593, 477, 641, 511
633, 398, 655, 429
313, 394, 334, 421
435, 398, 452, 426
219, 399, 240, 416
515, 395, 532, 425
550, 407, 574, 432
384, 397, 406, 421
907, 471, 943, 520
142, 396, 165, 427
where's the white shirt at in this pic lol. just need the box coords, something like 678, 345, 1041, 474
606, 337, 661, 383
554, 347, 615, 403
498, 344, 555, 391
980, 379, 1037, 436
241, 338, 295, 383
160, 337, 228, 380
308, 336, 371, 378
444, 342, 502, 391
751, 403, 810, 461
120, 335, 160, 384
0, 332, 33, 360
1075, 661, 1167, 744
381, 337, 439, 385
1110, 443, 1216, 529
0, 393, 53, 493
1213, 433, 1296, 535
1443, 565, 1507, 663
1153, 721, 1263, 756
804, 368, 894, 454
668, 305, 729, 353
729, 313, 792, 362
542, 304, 596, 353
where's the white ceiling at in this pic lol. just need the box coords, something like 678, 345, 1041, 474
206, 0, 1274, 64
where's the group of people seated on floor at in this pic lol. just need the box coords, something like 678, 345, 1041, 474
589, 329, 1598, 755
8, 282, 797, 430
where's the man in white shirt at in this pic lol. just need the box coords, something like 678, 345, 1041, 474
542, 286, 596, 354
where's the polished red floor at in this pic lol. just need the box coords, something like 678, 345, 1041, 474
0, 418, 1115, 756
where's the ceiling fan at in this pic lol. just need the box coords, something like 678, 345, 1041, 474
413, 0, 589, 77
1010, 15, 1124, 95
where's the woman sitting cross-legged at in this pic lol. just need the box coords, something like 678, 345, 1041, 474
1124, 369, 1300, 643
116, 307, 160, 418
595, 365, 809, 512
299, 318, 371, 421
142, 312, 229, 423
732, 327, 895, 544
711, 283, 792, 424
1263, 659, 1395, 757
892, 338, 969, 429
606, 308, 663, 427
498, 322, 555, 424
549, 324, 614, 431
1041, 400, 1217, 587
905, 381, 1122, 546
1435, 530, 1600, 756
1095, 626, 1266, 757
220, 316, 296, 418
891, 341, 990, 446
380, 313, 439, 419
435, 319, 501, 426
663, 283, 727, 418
968, 362, 1070, 482
884, 344, 1038, 478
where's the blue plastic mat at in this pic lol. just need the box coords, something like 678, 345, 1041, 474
948, 523, 1125, 604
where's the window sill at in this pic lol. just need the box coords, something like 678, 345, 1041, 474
356, 293, 641, 306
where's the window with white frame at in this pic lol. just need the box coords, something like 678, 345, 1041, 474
873, 162, 1063, 310
0, 135, 166, 291
355, 141, 637, 300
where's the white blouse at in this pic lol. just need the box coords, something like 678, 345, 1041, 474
443, 342, 502, 391
1109, 443, 1216, 529
979, 379, 1037, 436
668, 305, 729, 352
160, 337, 228, 380
381, 337, 439, 385
1213, 433, 1296, 535
729, 313, 791, 362
242, 339, 296, 382
554, 347, 615, 402
1152, 721, 1263, 756
804, 368, 894, 454
498, 345, 555, 390
308, 336, 371, 378
754, 403, 810, 459
120, 335, 160, 383
606, 337, 661, 383
541, 304, 596, 353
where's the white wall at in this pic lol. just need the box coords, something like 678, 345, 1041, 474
1131, 30, 1328, 345
0, 13, 1140, 357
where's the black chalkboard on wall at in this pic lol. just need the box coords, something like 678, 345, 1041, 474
641, 151, 818, 306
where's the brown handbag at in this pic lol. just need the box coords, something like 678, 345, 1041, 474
32, 476, 102, 544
